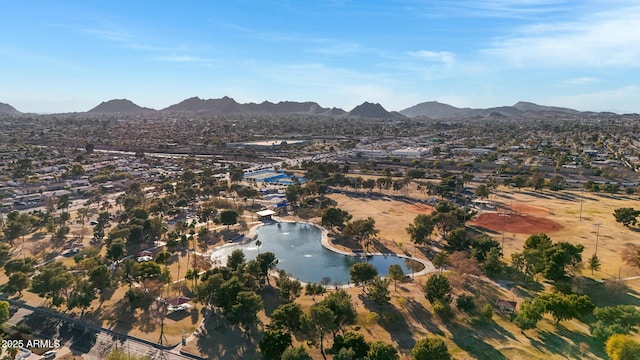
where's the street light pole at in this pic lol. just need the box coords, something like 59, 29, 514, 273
594, 222, 602, 256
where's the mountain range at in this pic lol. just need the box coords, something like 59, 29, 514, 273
0, 97, 628, 118
0, 102, 21, 115
399, 101, 583, 119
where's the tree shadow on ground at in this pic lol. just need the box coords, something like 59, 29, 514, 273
579, 280, 640, 307
193, 312, 259, 360
259, 286, 283, 316
469, 317, 517, 342
467, 225, 500, 235
531, 323, 606, 359
358, 294, 416, 351
518, 191, 551, 199
102, 298, 135, 335
371, 240, 394, 255
167, 309, 190, 322
404, 298, 443, 335
445, 321, 508, 360
21, 313, 59, 338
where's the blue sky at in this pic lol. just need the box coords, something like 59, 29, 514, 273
2, 0, 639, 113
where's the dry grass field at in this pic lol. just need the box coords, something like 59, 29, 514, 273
472, 187, 640, 281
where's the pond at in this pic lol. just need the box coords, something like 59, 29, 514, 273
209, 222, 424, 285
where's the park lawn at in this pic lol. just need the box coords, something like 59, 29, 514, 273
485, 187, 640, 280
6, 184, 640, 358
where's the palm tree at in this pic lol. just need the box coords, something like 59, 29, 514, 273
255, 239, 262, 254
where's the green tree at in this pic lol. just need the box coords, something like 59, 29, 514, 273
411, 337, 451, 360
366, 341, 399, 360
106, 238, 126, 261
281, 346, 312, 360
514, 298, 544, 333
31, 263, 74, 307
475, 184, 490, 199
332, 331, 369, 359
319, 289, 357, 334
423, 274, 452, 305
548, 175, 566, 191
259, 329, 292, 360
226, 249, 246, 271
5, 272, 31, 295
588, 254, 602, 274
285, 184, 301, 204
406, 214, 435, 245
343, 217, 379, 251
444, 227, 471, 251
543, 242, 584, 281
367, 277, 391, 305
605, 334, 640, 360
432, 252, 448, 272
350, 262, 378, 292
4, 258, 36, 275
229, 168, 244, 183
536, 292, 594, 324
275, 270, 303, 302
309, 304, 338, 360
228, 290, 263, 327
470, 234, 501, 262
271, 302, 304, 333
89, 265, 111, 295
455, 294, 476, 315
591, 305, 640, 342
321, 207, 352, 233
134, 261, 162, 281
256, 251, 278, 286
387, 264, 405, 291
220, 209, 239, 230
613, 208, 640, 227
0, 301, 10, 325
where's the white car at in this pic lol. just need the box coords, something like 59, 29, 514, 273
43, 350, 56, 359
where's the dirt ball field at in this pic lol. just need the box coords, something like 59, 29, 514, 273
471, 212, 564, 233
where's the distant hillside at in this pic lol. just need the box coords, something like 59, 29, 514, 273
512, 101, 581, 114
88, 99, 155, 113
400, 100, 583, 119
323, 107, 347, 116
0, 102, 21, 115
348, 102, 398, 118
75, 97, 621, 118
243, 100, 329, 114
162, 96, 245, 114
400, 101, 468, 118
162, 97, 335, 115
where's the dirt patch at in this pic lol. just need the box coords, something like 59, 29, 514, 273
471, 213, 563, 234
508, 203, 551, 217
404, 203, 435, 214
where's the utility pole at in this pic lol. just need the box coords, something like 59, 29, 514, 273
579, 187, 585, 221
594, 222, 602, 256
499, 212, 510, 257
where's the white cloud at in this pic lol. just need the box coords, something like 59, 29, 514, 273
407, 50, 456, 66
419, 0, 574, 19
486, 4, 640, 67
564, 77, 600, 85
